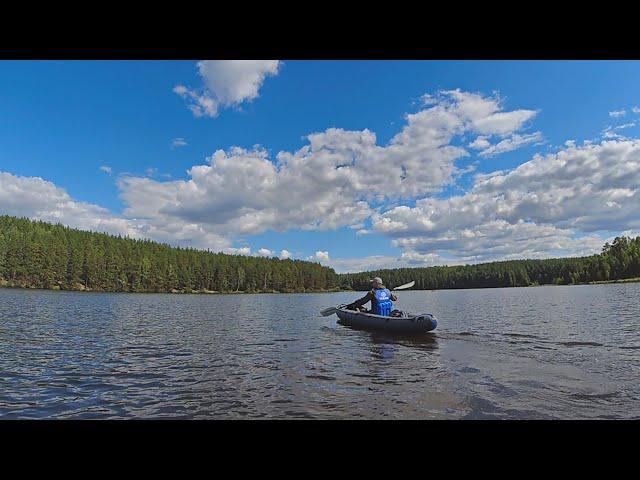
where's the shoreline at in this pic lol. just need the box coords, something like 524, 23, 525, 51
2, 277, 640, 295
0, 282, 346, 295
581, 277, 640, 285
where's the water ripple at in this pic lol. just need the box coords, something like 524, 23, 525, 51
1, 285, 639, 419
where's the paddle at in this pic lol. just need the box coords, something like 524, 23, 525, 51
320, 304, 347, 317
392, 280, 415, 291
319, 280, 415, 316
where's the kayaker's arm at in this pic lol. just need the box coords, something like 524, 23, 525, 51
391, 293, 397, 301
347, 291, 374, 310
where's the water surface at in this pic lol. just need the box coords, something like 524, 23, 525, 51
1, 284, 639, 419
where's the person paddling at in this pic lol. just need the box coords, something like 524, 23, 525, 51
346, 277, 397, 316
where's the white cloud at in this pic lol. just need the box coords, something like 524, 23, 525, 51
174, 60, 281, 118
477, 131, 543, 157
119, 89, 540, 242
372, 139, 640, 262
603, 129, 622, 139
0, 172, 141, 239
307, 251, 330, 262
469, 136, 491, 150
0, 171, 235, 252
602, 123, 636, 140
399, 251, 447, 265
633, 107, 640, 114
223, 246, 251, 256
322, 252, 456, 273
256, 248, 274, 257
173, 85, 217, 118
322, 255, 399, 273
99, 165, 112, 175
279, 249, 292, 260
12, 89, 636, 268
387, 219, 605, 264
9, 162, 622, 269
171, 138, 188, 149
444, 90, 541, 158
609, 110, 626, 118
442, 89, 538, 135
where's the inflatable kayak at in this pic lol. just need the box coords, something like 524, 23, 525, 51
336, 308, 437, 334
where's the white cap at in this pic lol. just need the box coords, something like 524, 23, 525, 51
370, 277, 383, 284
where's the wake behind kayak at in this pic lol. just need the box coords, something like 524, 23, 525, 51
335, 308, 437, 334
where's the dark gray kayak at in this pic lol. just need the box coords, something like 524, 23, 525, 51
336, 308, 437, 334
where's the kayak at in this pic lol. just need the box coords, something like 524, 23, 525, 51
336, 308, 437, 334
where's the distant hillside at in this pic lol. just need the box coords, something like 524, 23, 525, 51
0, 215, 339, 293
339, 236, 640, 291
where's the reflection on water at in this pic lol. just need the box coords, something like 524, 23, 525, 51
1, 284, 639, 419
368, 332, 439, 361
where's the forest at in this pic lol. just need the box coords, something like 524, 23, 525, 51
1, 215, 639, 294
340, 236, 640, 291
0, 216, 339, 293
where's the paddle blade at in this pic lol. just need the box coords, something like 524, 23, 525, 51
393, 280, 415, 291
320, 303, 347, 316
320, 306, 339, 316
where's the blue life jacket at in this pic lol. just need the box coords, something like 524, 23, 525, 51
372, 288, 393, 316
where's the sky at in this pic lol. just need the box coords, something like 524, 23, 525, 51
1, 60, 639, 273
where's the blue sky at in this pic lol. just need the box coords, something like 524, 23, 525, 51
1, 61, 639, 272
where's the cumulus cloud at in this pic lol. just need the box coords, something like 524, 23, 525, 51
477, 131, 543, 157
419, 90, 538, 135
633, 107, 640, 114
603, 130, 621, 139
223, 246, 251, 256
118, 89, 540, 243
372, 139, 640, 262
171, 138, 188, 149
173, 85, 217, 117
9, 89, 638, 269
279, 249, 292, 260
221, 246, 284, 257
0, 172, 140, 238
321, 255, 400, 273
307, 251, 330, 262
434, 90, 541, 158
602, 123, 636, 140
0, 171, 234, 252
399, 251, 446, 265
99, 165, 112, 175
174, 60, 281, 118
609, 110, 626, 118
469, 136, 491, 150
321, 253, 454, 273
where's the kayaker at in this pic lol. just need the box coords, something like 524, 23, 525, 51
346, 277, 397, 316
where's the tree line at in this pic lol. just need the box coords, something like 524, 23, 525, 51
1, 215, 639, 294
340, 236, 640, 291
0, 216, 339, 293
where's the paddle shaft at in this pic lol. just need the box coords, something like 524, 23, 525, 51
319, 280, 414, 316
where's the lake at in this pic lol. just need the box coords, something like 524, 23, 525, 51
1, 284, 639, 419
